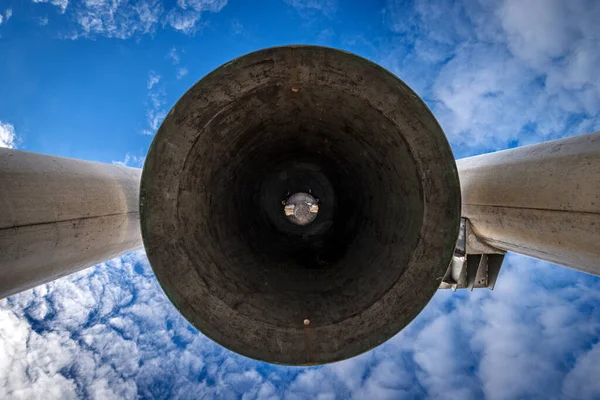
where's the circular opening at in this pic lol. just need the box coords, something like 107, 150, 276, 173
284, 192, 319, 226
177, 82, 423, 329
141, 46, 461, 365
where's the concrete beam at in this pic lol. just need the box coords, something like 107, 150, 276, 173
0, 148, 142, 298
457, 131, 600, 275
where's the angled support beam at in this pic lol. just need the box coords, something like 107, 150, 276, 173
0, 148, 143, 298
457, 131, 600, 276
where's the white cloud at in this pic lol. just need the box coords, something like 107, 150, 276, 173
32, 0, 227, 39
432, 43, 541, 151
1, 251, 600, 398
0, 254, 147, 399
0, 121, 18, 149
411, 315, 481, 399
165, 9, 202, 34
144, 108, 167, 135
166, 47, 180, 65
0, 9, 14, 24
563, 341, 600, 398
73, 0, 163, 40
382, 0, 600, 157
499, 0, 600, 116
112, 153, 145, 168
338, 256, 600, 399
176, 67, 188, 79
143, 71, 167, 135
0, 310, 80, 399
164, 0, 227, 35
38, 16, 49, 25
146, 70, 160, 90
33, 0, 69, 13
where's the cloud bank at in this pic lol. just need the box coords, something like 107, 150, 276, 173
381, 0, 600, 157
1, 252, 600, 399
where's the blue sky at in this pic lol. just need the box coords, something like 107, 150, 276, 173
1, 0, 600, 399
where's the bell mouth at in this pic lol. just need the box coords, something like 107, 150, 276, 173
140, 45, 461, 365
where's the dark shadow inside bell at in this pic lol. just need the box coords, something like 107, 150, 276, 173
178, 83, 424, 329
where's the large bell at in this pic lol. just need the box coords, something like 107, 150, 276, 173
140, 45, 461, 365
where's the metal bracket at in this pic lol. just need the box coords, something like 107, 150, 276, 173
439, 218, 506, 291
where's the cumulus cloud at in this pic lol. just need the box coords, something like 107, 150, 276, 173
0, 309, 80, 399
0, 121, 18, 149
32, 0, 228, 39
563, 342, 600, 398
321, 256, 600, 400
0, 252, 282, 399
382, 0, 600, 157
1, 250, 600, 399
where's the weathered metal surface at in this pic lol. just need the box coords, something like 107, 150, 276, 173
141, 45, 461, 365
439, 218, 505, 291
464, 219, 503, 255
0, 148, 143, 298
458, 132, 600, 276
